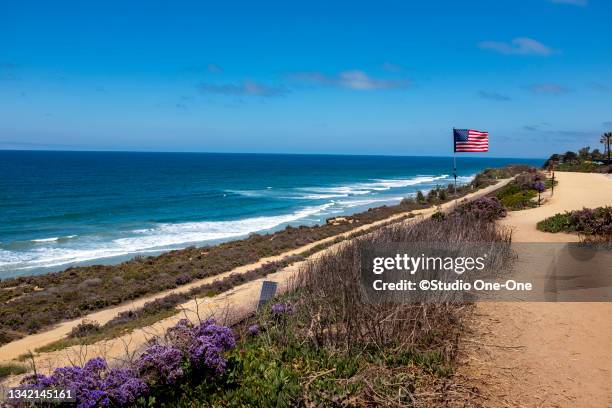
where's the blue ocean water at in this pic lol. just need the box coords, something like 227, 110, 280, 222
0, 151, 542, 277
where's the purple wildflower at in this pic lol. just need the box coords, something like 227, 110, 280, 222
533, 181, 546, 193
271, 303, 293, 315
104, 368, 148, 405
247, 324, 260, 336
16, 319, 237, 408
22, 357, 147, 408
187, 319, 235, 375
136, 344, 184, 385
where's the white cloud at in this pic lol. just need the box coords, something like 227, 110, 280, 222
547, 0, 587, 6
525, 83, 569, 94
478, 37, 554, 56
291, 70, 409, 90
199, 80, 286, 97
478, 90, 511, 101
207, 63, 223, 73
381, 62, 406, 72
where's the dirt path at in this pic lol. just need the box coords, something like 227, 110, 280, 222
0, 178, 513, 373
460, 172, 612, 407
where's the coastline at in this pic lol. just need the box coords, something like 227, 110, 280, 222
0, 152, 542, 277
0, 171, 517, 368
0, 191, 440, 278
2, 170, 610, 406
1, 166, 532, 353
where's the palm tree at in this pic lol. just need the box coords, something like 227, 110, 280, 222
601, 132, 612, 163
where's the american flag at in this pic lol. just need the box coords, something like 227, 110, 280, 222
453, 129, 489, 152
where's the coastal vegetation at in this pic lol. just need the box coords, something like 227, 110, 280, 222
11, 196, 512, 407
543, 133, 612, 173
493, 168, 554, 210
0, 362, 26, 380
537, 206, 612, 240
0, 165, 530, 347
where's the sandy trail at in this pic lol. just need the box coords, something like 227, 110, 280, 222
0, 178, 513, 374
461, 172, 612, 407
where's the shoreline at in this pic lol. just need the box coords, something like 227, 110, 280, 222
0, 186, 452, 278
0, 167, 527, 362
1, 153, 543, 278
0, 173, 517, 369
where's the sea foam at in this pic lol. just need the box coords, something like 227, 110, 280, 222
0, 204, 333, 273
0, 172, 476, 275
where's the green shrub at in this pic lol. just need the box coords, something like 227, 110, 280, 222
431, 211, 446, 221
0, 363, 27, 380
556, 161, 604, 173
437, 188, 448, 201
537, 207, 611, 239
499, 190, 537, 210
68, 320, 101, 338
426, 189, 438, 203
416, 190, 426, 203
536, 213, 573, 233
400, 197, 415, 207
495, 183, 522, 200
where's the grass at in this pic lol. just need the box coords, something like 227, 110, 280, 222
166, 326, 457, 407
498, 189, 537, 210
0, 362, 27, 380
36, 309, 180, 354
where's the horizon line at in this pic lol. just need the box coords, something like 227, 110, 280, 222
0, 148, 547, 161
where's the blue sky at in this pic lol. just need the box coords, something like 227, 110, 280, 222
1, 0, 611, 157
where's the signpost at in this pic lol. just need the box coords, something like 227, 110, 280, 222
257, 280, 278, 310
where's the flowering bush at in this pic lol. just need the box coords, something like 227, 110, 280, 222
453, 197, 507, 221
515, 170, 547, 191
23, 357, 147, 408
569, 207, 612, 236
136, 344, 185, 385
18, 318, 236, 407
247, 324, 260, 336
533, 181, 546, 193
537, 206, 612, 238
188, 319, 236, 375
271, 302, 294, 315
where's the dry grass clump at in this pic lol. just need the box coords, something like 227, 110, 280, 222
295, 215, 511, 354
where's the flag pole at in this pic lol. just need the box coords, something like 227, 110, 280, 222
453, 127, 457, 204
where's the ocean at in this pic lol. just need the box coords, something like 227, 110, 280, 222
0, 151, 542, 278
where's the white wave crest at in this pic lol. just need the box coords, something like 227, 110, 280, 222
299, 174, 449, 197
0, 204, 333, 272
31, 235, 78, 243
32, 237, 60, 243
